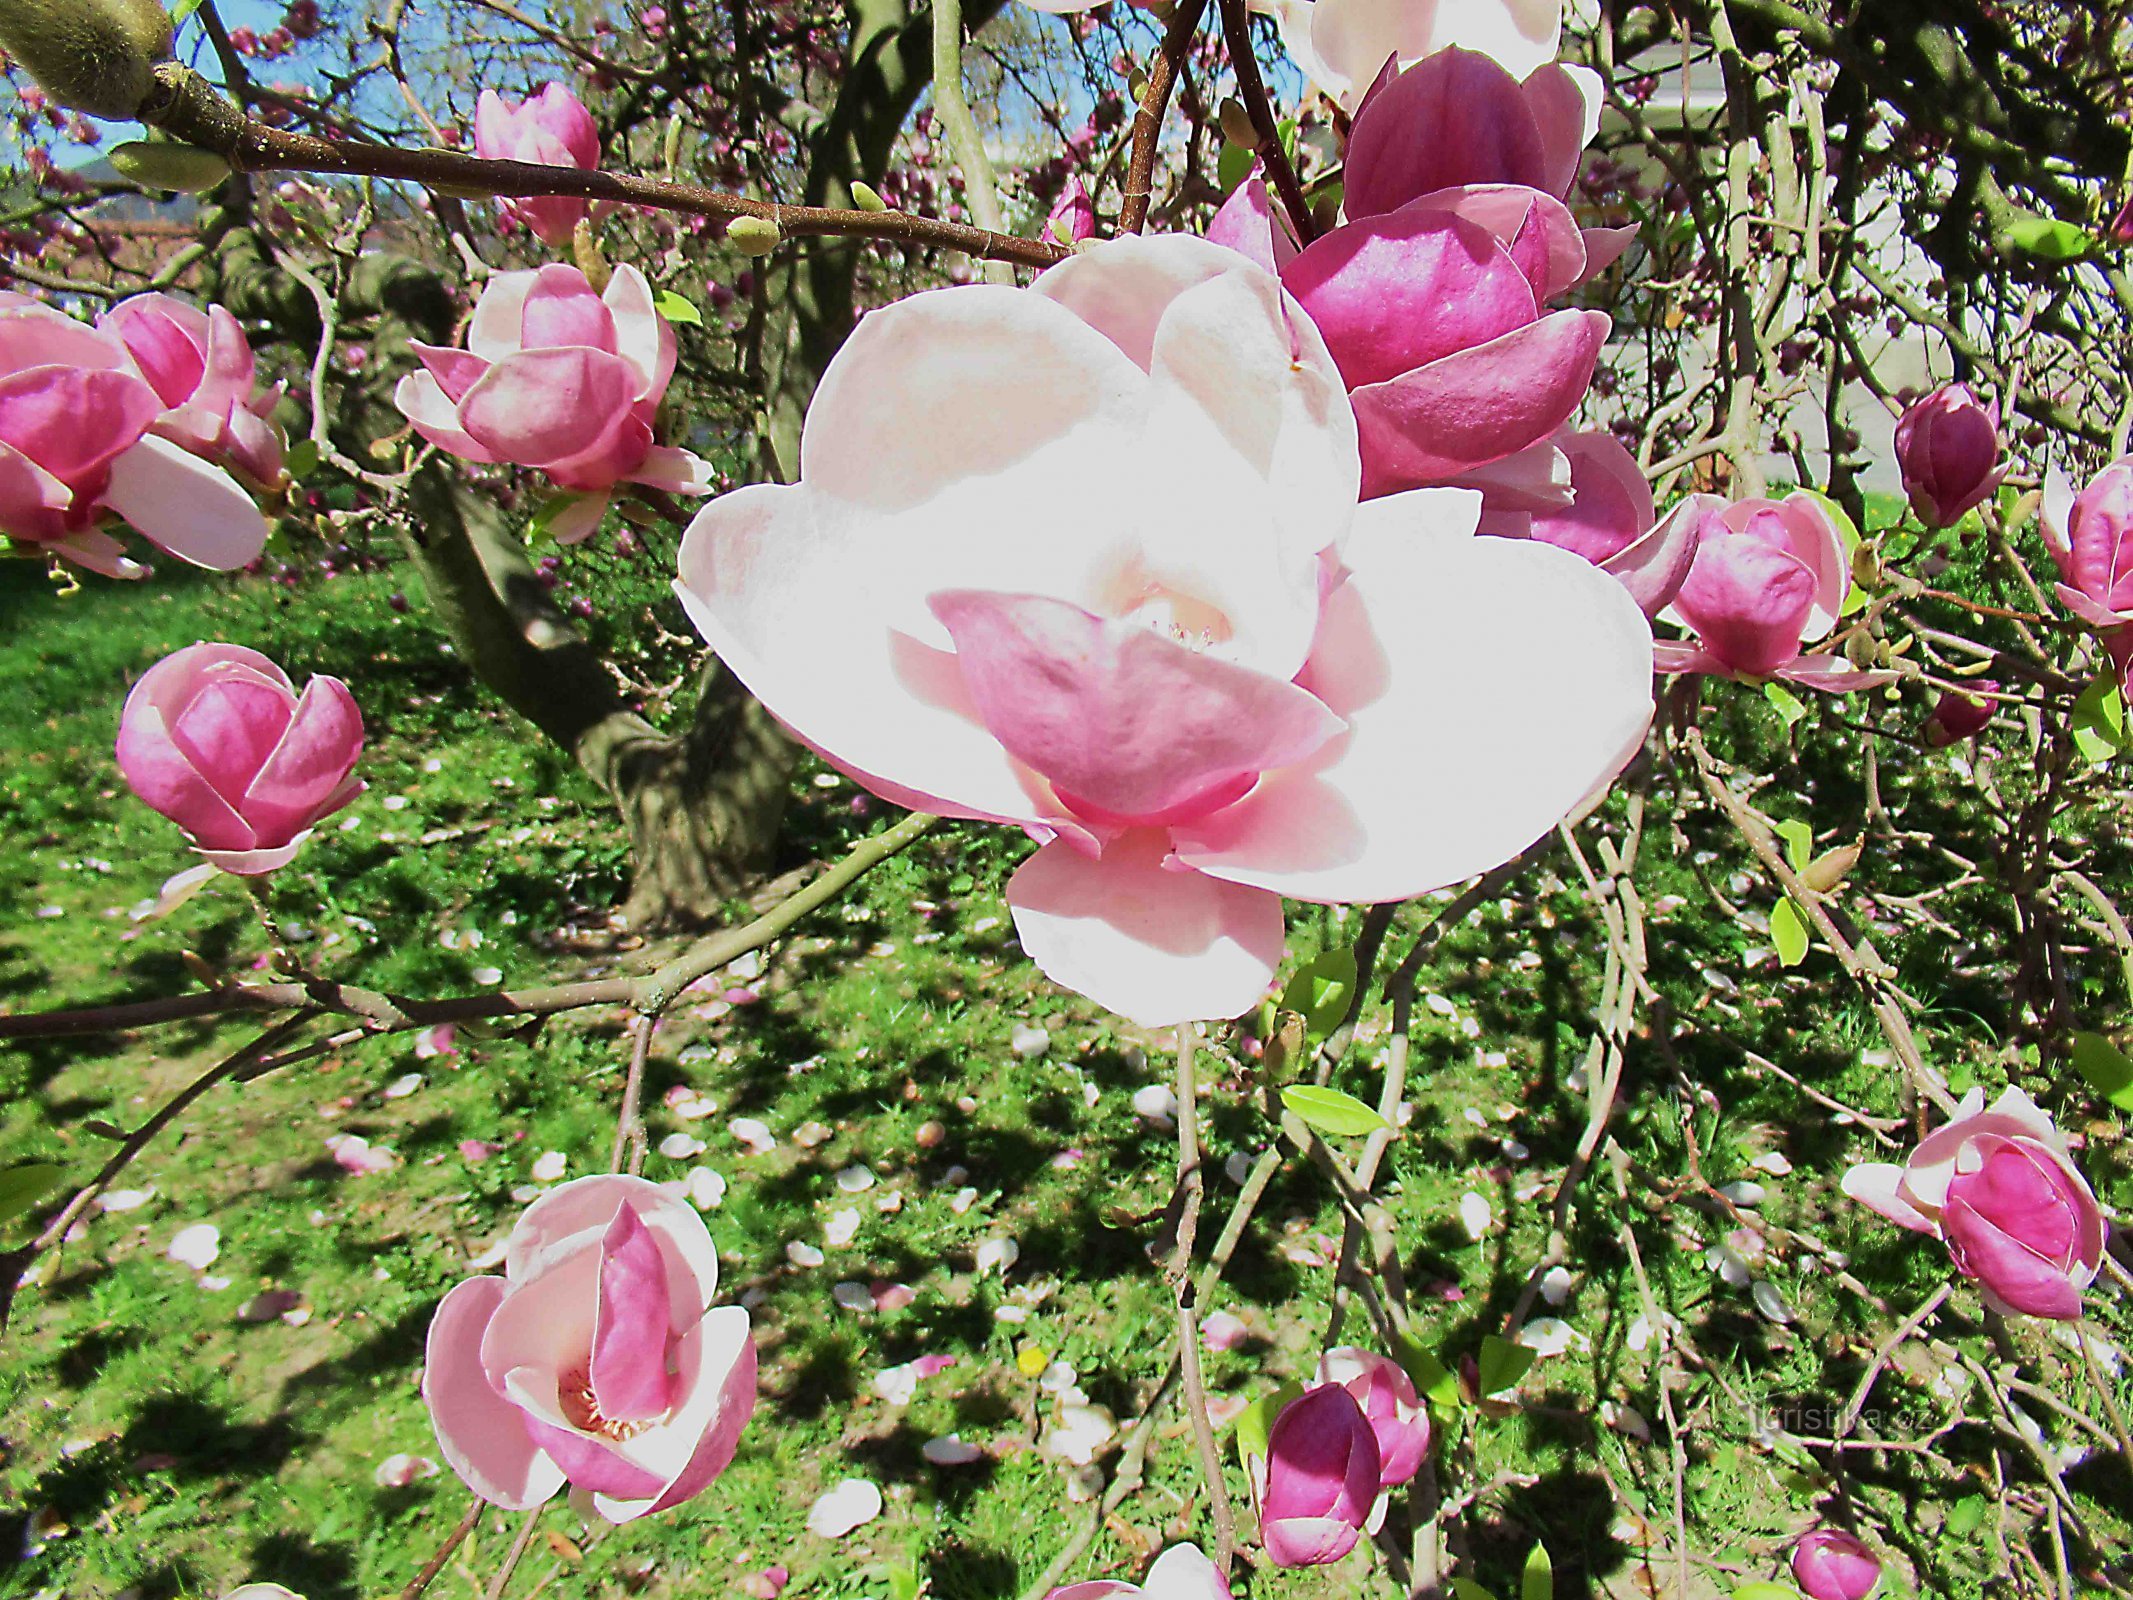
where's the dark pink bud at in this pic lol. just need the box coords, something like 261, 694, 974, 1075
1894, 384, 2003, 529
1790, 1530, 1881, 1600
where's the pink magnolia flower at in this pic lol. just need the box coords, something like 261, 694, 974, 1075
472, 84, 600, 246
1255, 0, 1564, 110
1047, 178, 1098, 244
1250, 1383, 1381, 1567
1655, 493, 1893, 691
1315, 1346, 1429, 1488
424, 1174, 757, 1521
1924, 681, 1996, 746
116, 643, 365, 874
0, 292, 268, 578
2041, 456, 2133, 640
395, 264, 711, 542
1480, 430, 1698, 617
1894, 384, 2001, 531
1842, 1087, 2104, 1320
675, 234, 1653, 1025
99, 293, 287, 486
1790, 1530, 1882, 1600
1270, 196, 1611, 494
1050, 1545, 1230, 1600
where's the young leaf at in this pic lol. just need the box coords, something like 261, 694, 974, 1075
1279, 945, 1358, 1038
1771, 897, 1809, 967
1392, 1334, 1463, 1417
1452, 1583, 1502, 1600
1945, 1495, 1988, 1538
1522, 1542, 1553, 1600
1281, 1085, 1388, 1137
2072, 674, 2130, 764
1232, 1381, 1305, 1464
652, 288, 702, 327
1764, 682, 1807, 730
1475, 1333, 1535, 1398
2001, 214, 2091, 261
282, 438, 320, 481
1731, 1586, 1805, 1600
2071, 1032, 2133, 1112
1772, 818, 1813, 875
0, 1162, 63, 1229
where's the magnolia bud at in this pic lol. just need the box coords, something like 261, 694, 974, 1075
0, 0, 174, 118
1218, 96, 1259, 150
571, 217, 611, 294
1800, 839, 1862, 895
110, 138, 230, 192
727, 215, 783, 255
850, 181, 889, 213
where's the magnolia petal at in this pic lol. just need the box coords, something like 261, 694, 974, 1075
1343, 49, 1551, 221
1839, 1162, 1938, 1234
243, 674, 364, 844
393, 370, 500, 463
97, 433, 269, 570
590, 1203, 678, 1423
1141, 1544, 1233, 1600
1771, 655, 1901, 693
1525, 63, 1602, 198
504, 1174, 719, 1290
604, 265, 676, 398
1176, 493, 1652, 903
1006, 833, 1284, 1027
1206, 177, 1300, 278
456, 347, 640, 470
468, 270, 540, 362
424, 1277, 567, 1511
633, 1306, 757, 1518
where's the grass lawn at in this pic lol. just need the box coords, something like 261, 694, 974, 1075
0, 544, 2127, 1600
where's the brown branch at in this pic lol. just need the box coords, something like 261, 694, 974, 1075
1217, 0, 1316, 245
400, 1499, 484, 1600
1118, 0, 1210, 234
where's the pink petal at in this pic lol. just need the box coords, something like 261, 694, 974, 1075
393, 371, 499, 464
1942, 1197, 2083, 1320
456, 347, 640, 470
102, 294, 212, 407
1600, 494, 1702, 618
512, 1391, 670, 1499
1206, 176, 1300, 277
1344, 49, 1552, 221
1523, 63, 1602, 198
636, 1306, 757, 1517
97, 434, 271, 570
0, 437, 76, 540
1396, 185, 1588, 301
930, 589, 1343, 826
591, 1203, 678, 1423
603, 265, 676, 398
1006, 832, 1285, 1027
518, 263, 619, 355
117, 705, 257, 851
505, 1175, 720, 1288
1527, 430, 1655, 566
0, 365, 160, 485
1840, 1161, 1939, 1233
170, 673, 292, 806
243, 674, 365, 846
1174, 492, 1653, 903
423, 1277, 566, 1510
467, 270, 539, 362
1352, 310, 1611, 491
410, 342, 493, 405
1670, 525, 1816, 676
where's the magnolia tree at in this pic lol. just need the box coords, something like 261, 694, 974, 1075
0, 0, 2130, 1595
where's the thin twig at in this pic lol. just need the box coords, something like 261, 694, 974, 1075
399, 1499, 484, 1600
1118, 0, 1210, 234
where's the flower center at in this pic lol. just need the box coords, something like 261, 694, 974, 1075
1095, 561, 1235, 656
558, 1366, 653, 1441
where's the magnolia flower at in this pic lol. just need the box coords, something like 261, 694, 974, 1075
394, 264, 712, 541
117, 643, 364, 874
1480, 430, 1697, 617
99, 293, 286, 486
1843, 1087, 2104, 1320
1315, 1346, 1429, 1488
473, 84, 600, 246
1047, 178, 1098, 244
2041, 456, 2133, 638
1924, 681, 1996, 746
675, 234, 1653, 1025
1257, 0, 1562, 111
1790, 1530, 1882, 1600
0, 291, 268, 577
424, 1175, 757, 1521
1893, 384, 2002, 531
1213, 184, 1611, 494
1250, 1384, 1380, 1567
1654, 493, 1893, 691
1050, 1544, 1231, 1600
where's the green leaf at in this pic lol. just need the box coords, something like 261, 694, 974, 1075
1790, 488, 1860, 555
1522, 1542, 1553, 1600
525, 490, 587, 547
1476, 1333, 1535, 1398
1232, 1380, 1305, 1464
282, 438, 320, 481
0, 1163, 63, 1229
2001, 214, 2092, 261
1281, 1085, 1388, 1137
1279, 945, 1358, 1038
1839, 582, 1871, 618
1452, 1583, 1502, 1600
2071, 1032, 2133, 1112
1772, 818, 1813, 874
887, 1565, 922, 1600
1764, 682, 1806, 730
652, 289, 702, 327
1732, 1586, 1804, 1600
1217, 141, 1253, 197
171, 0, 207, 21
1771, 897, 1809, 967
1945, 1494, 1988, 1538
1391, 1334, 1463, 1418
2072, 674, 2130, 764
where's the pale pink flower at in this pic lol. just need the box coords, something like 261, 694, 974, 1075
0, 292, 267, 578
394, 264, 711, 541
472, 84, 600, 246
1254, 0, 1566, 110
677, 235, 1651, 1026
1843, 1087, 2103, 1320
423, 1174, 757, 1521
1049, 1544, 1231, 1600
99, 293, 287, 486
116, 643, 364, 875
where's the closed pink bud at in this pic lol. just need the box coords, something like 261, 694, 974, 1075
1843, 1087, 2103, 1321
0, 292, 266, 576
100, 293, 287, 486
424, 1175, 757, 1521
472, 83, 600, 246
1315, 1347, 1430, 1488
1253, 1384, 1381, 1568
2040, 457, 2133, 630
1789, 1530, 1881, 1600
1924, 681, 1995, 746
1047, 178, 1097, 243
1894, 384, 2002, 529
116, 642, 364, 874
392, 264, 711, 534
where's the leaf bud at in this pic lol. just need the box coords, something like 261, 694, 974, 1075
849, 181, 889, 213
0, 0, 174, 119
109, 138, 230, 192
726, 214, 783, 255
